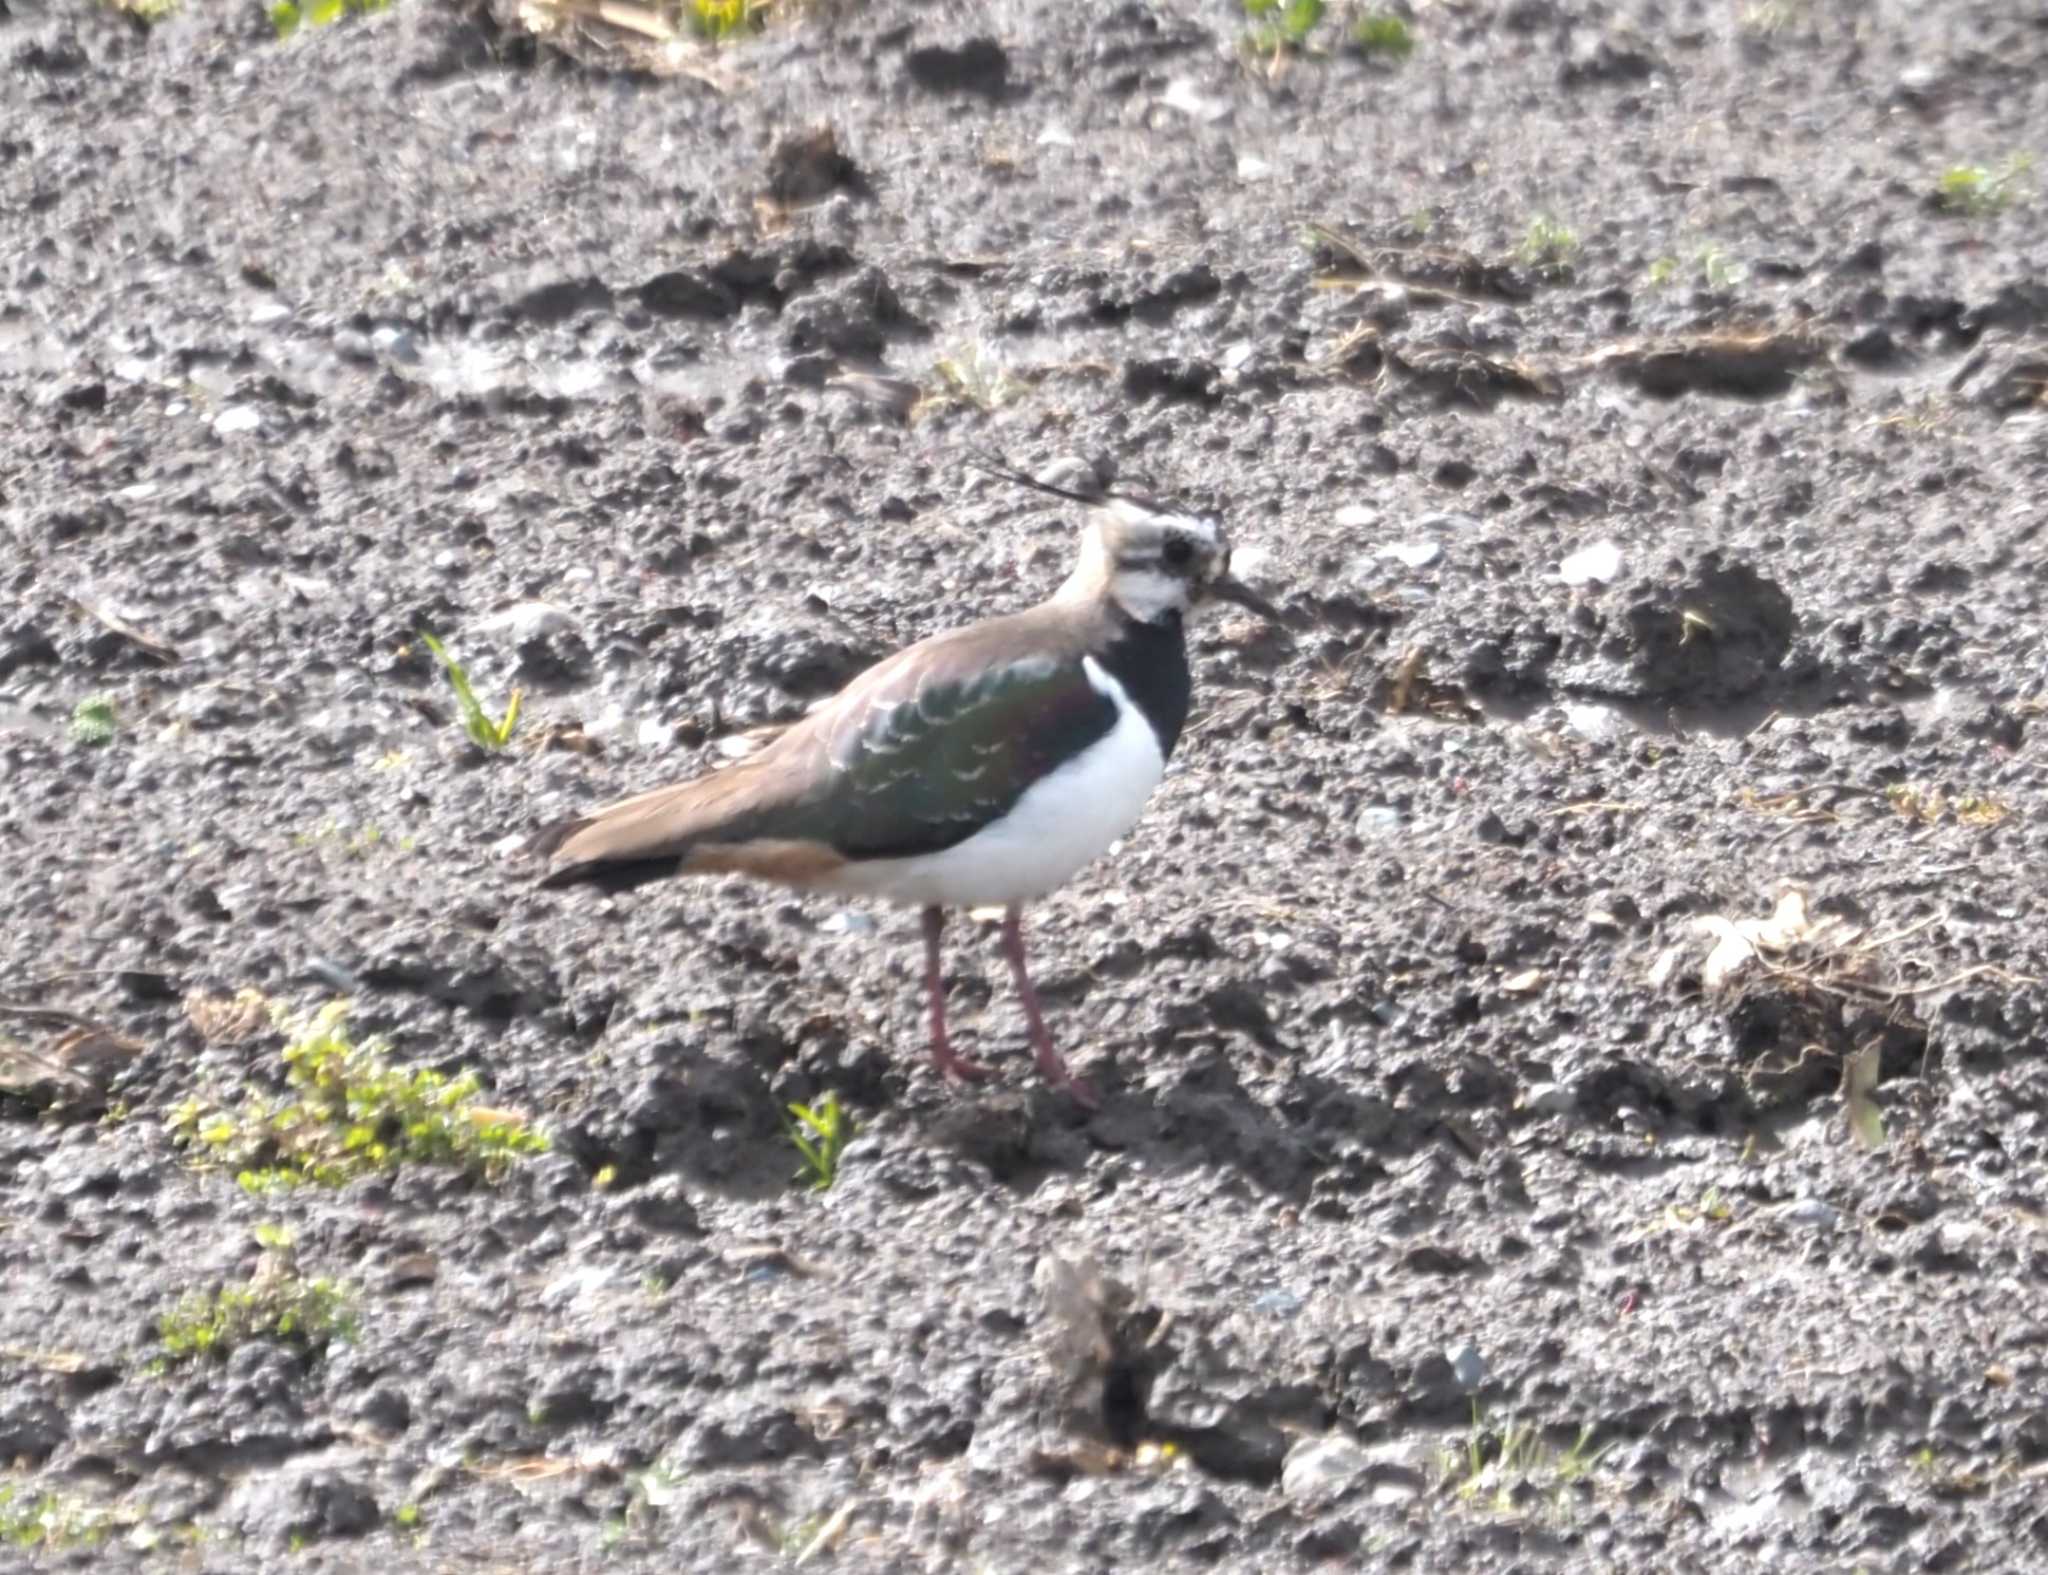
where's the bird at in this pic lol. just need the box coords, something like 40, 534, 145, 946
529, 455, 1283, 1108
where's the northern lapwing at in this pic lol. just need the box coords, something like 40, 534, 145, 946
530, 457, 1283, 1107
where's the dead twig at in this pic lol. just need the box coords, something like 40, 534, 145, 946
67, 596, 179, 664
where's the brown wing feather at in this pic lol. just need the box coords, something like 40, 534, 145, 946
530, 741, 831, 890
532, 598, 1114, 892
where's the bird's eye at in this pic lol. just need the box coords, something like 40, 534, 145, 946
1161, 536, 1194, 568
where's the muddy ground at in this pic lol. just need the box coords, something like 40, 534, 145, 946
4, 0, 2048, 1567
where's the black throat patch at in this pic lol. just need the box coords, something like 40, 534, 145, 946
1095, 611, 1192, 760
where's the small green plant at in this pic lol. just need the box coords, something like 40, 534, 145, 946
689, 0, 767, 39
1865, 395, 1955, 437
1697, 243, 1747, 289
1437, 1403, 1612, 1518
168, 999, 550, 1191
419, 631, 522, 750
925, 342, 1026, 414
1352, 11, 1415, 59
1647, 245, 1747, 291
1519, 215, 1579, 273
1552, 1426, 1608, 1485
156, 1268, 355, 1367
1885, 783, 2010, 826
1934, 154, 2034, 217
70, 695, 117, 747
109, 0, 182, 21
0, 1482, 132, 1551
1738, 0, 1806, 34
270, 0, 389, 40
1243, 0, 1325, 52
787, 1092, 851, 1191
602, 1459, 690, 1551
293, 819, 417, 857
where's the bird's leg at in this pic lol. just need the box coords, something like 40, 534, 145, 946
999, 904, 1099, 1109
923, 905, 994, 1085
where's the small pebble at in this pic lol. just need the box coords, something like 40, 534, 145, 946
1160, 78, 1233, 123
1563, 702, 1625, 742
540, 1264, 615, 1309
1282, 1435, 1372, 1500
477, 601, 577, 642
302, 956, 361, 994
1559, 539, 1623, 586
1356, 805, 1404, 838
371, 325, 420, 363
1446, 1341, 1487, 1389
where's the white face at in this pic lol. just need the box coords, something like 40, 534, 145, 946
1100, 505, 1229, 624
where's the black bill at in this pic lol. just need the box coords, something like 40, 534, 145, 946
1207, 572, 1285, 625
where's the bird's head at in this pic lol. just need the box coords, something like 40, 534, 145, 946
975, 456, 1283, 628
1083, 493, 1281, 627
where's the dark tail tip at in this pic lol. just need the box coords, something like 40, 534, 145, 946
537, 856, 687, 895
526, 817, 585, 864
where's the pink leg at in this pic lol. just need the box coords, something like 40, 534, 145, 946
999, 904, 1099, 1109
923, 906, 994, 1086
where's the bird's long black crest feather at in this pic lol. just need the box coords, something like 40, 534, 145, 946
969, 450, 1199, 522
967, 451, 1107, 508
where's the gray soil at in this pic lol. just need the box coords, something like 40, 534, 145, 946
5, 0, 2048, 1567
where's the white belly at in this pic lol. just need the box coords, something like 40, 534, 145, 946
823, 656, 1167, 909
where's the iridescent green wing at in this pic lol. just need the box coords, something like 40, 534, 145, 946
800, 638, 1118, 861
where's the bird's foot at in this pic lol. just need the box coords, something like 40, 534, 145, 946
931, 1041, 999, 1086
1058, 1073, 1101, 1112
1031, 1042, 1099, 1111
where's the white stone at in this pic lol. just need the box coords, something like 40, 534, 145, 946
477, 601, 577, 642
1282, 1435, 1373, 1501
1559, 539, 1623, 586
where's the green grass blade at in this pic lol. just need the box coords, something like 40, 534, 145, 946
420, 630, 512, 748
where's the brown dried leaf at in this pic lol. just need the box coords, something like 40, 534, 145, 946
68, 596, 180, 664
184, 987, 273, 1045
1843, 1041, 1886, 1151
51, 1024, 143, 1082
